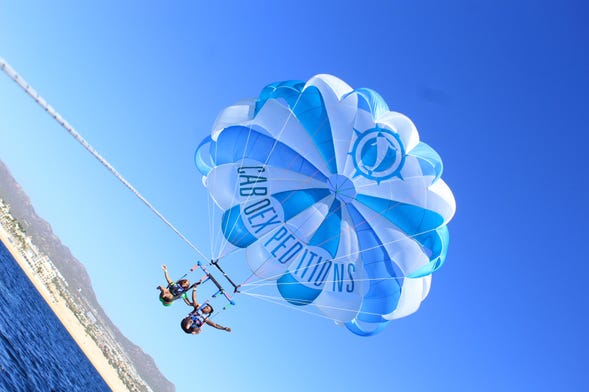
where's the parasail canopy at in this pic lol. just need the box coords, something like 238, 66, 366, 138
195, 74, 456, 336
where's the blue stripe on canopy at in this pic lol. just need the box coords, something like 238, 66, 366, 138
408, 225, 450, 278
255, 80, 338, 175
272, 189, 331, 221
355, 194, 445, 237
409, 142, 444, 183
221, 205, 257, 248
194, 136, 214, 176
351, 87, 390, 120
212, 126, 328, 182
345, 204, 401, 332
255, 80, 306, 115
345, 318, 390, 337
294, 86, 337, 174
277, 272, 322, 306
308, 199, 342, 258
355, 194, 447, 276
276, 198, 341, 306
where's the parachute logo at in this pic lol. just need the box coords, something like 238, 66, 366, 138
352, 127, 405, 182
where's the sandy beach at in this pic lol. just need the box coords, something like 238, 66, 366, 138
0, 225, 129, 392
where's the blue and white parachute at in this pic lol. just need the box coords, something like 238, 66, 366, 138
195, 75, 456, 336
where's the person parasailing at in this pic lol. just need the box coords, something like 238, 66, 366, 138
157, 264, 204, 306
180, 287, 231, 334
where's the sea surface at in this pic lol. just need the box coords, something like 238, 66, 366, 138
0, 240, 109, 392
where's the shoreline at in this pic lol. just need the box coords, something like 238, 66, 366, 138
0, 225, 130, 392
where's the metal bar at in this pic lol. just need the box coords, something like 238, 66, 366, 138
211, 259, 241, 293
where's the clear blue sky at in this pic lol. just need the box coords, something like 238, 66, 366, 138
1, 1, 588, 391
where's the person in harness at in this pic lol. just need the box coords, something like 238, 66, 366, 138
157, 264, 202, 306
180, 288, 231, 334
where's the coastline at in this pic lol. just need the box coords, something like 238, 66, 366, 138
0, 225, 130, 392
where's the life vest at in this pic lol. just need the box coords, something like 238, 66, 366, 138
190, 313, 205, 328
188, 303, 214, 332
168, 282, 187, 299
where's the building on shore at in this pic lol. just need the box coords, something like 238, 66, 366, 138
0, 197, 153, 392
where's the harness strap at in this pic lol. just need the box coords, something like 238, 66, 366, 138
167, 282, 188, 298
189, 301, 213, 330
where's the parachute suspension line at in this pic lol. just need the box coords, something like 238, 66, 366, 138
208, 111, 257, 261
208, 87, 336, 264
209, 99, 331, 278
207, 103, 435, 290
239, 224, 442, 288
241, 291, 387, 321
221, 154, 345, 288
240, 291, 339, 322
190, 261, 237, 323
239, 275, 407, 291
0, 57, 208, 261
216, 112, 301, 259
207, 185, 225, 261
210, 91, 305, 261
217, 98, 336, 263
203, 84, 435, 288
233, 141, 439, 288
207, 94, 315, 261
226, 154, 340, 291
207, 190, 218, 260
208, 94, 347, 281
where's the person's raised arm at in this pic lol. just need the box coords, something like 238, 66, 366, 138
205, 319, 231, 332
162, 264, 173, 285
182, 293, 192, 306
189, 288, 198, 309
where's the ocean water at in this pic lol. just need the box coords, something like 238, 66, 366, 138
0, 240, 109, 392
